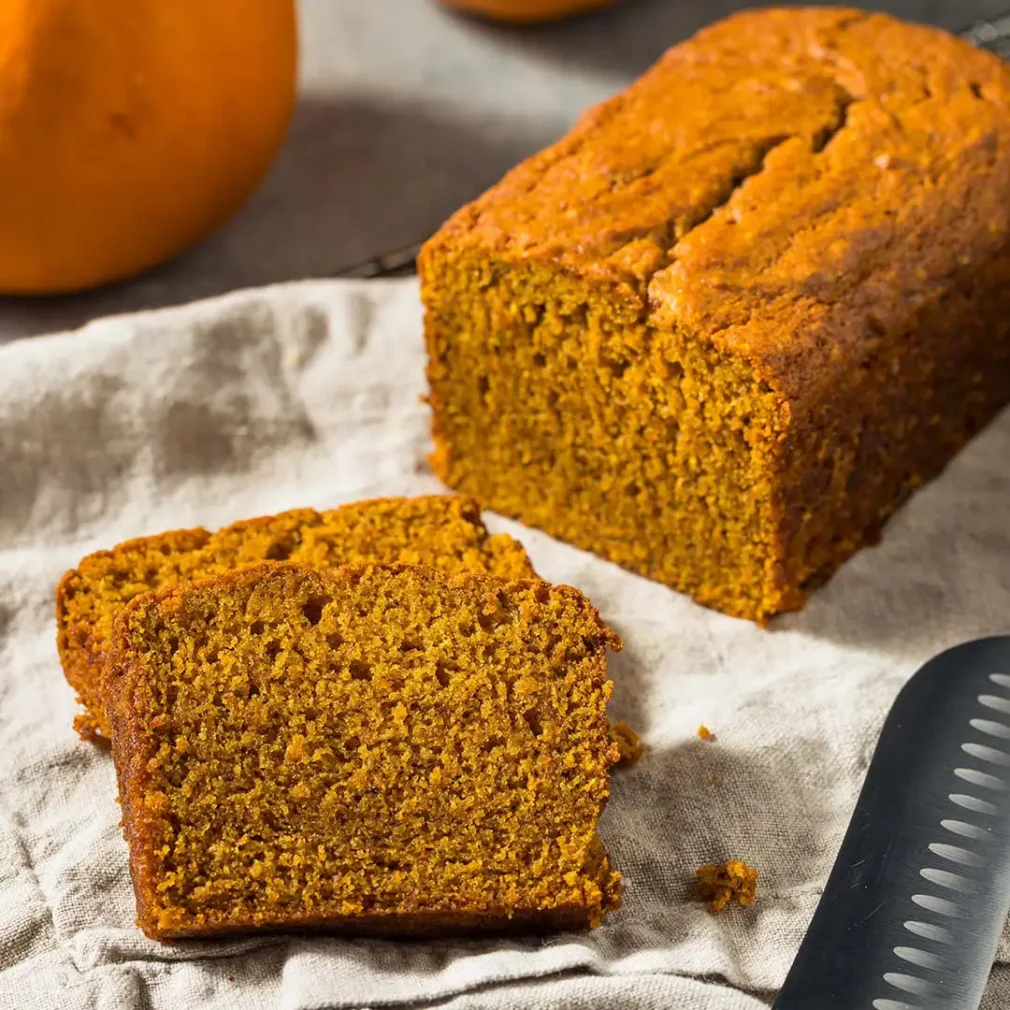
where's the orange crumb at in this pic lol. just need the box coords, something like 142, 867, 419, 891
612, 720, 645, 766
695, 859, 758, 913
57, 495, 535, 743
697, 724, 715, 741
105, 562, 623, 938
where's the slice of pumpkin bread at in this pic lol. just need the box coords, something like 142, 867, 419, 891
419, 8, 1010, 622
105, 561, 622, 939
57, 496, 534, 743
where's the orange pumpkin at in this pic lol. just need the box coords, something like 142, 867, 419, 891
0, 0, 297, 294
439, 0, 619, 24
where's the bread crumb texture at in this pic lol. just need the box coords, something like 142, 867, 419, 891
612, 720, 645, 765
695, 860, 759, 913
56, 495, 534, 742
105, 562, 622, 939
420, 8, 1010, 622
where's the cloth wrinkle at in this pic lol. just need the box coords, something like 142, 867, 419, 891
1, 277, 1008, 1009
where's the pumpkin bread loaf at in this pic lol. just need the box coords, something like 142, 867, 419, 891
105, 562, 621, 939
419, 8, 1010, 622
57, 495, 534, 742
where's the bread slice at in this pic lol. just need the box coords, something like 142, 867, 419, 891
57, 495, 534, 742
105, 561, 621, 939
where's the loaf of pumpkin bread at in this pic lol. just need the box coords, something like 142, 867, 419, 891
419, 8, 1010, 622
105, 562, 621, 939
57, 495, 534, 742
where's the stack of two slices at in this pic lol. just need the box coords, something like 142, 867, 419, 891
56, 495, 622, 940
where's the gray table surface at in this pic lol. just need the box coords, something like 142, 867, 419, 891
0, 0, 1005, 342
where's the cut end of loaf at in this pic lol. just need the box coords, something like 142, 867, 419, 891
106, 561, 621, 939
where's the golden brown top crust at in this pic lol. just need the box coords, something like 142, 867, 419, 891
423, 8, 1010, 400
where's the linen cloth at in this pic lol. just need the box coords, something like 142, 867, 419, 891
1, 278, 1008, 1009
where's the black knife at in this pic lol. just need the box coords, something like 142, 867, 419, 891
774, 636, 1010, 1010
776, 16, 1010, 1006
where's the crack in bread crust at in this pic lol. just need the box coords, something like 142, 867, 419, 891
420, 8, 1010, 621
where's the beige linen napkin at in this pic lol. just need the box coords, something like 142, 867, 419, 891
1, 278, 1009, 1009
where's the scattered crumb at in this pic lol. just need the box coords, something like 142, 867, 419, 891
697, 724, 715, 742
695, 859, 759, 913
612, 720, 645, 766
709, 775, 723, 786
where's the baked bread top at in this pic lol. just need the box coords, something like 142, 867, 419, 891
421, 8, 1010, 401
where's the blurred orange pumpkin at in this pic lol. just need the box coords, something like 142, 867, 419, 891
0, 0, 297, 294
439, 0, 618, 24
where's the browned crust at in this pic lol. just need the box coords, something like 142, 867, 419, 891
421, 8, 1010, 399
143, 903, 597, 941
56, 527, 211, 743
105, 561, 621, 940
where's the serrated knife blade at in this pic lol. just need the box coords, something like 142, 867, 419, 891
775, 15, 1010, 1007
774, 637, 1010, 1010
